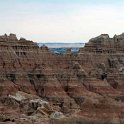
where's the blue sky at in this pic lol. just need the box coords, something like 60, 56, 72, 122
0, 0, 124, 42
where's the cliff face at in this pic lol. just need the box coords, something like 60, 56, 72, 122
0, 33, 124, 124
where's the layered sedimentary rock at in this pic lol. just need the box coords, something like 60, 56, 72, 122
0, 33, 124, 124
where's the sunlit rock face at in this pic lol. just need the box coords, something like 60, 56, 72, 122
0, 33, 124, 124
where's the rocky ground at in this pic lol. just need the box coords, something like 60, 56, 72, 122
0, 33, 124, 124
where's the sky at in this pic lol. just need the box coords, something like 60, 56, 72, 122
0, 0, 124, 43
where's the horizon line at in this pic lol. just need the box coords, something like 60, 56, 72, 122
36, 42, 85, 43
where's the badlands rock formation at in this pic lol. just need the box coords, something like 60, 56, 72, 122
0, 33, 124, 124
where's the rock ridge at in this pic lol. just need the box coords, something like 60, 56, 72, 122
0, 33, 124, 124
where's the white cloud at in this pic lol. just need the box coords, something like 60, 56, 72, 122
0, 3, 124, 43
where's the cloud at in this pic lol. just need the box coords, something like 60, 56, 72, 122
0, 1, 124, 42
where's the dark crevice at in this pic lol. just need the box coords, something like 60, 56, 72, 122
6, 73, 16, 82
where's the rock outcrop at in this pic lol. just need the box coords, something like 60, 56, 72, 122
0, 33, 124, 124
